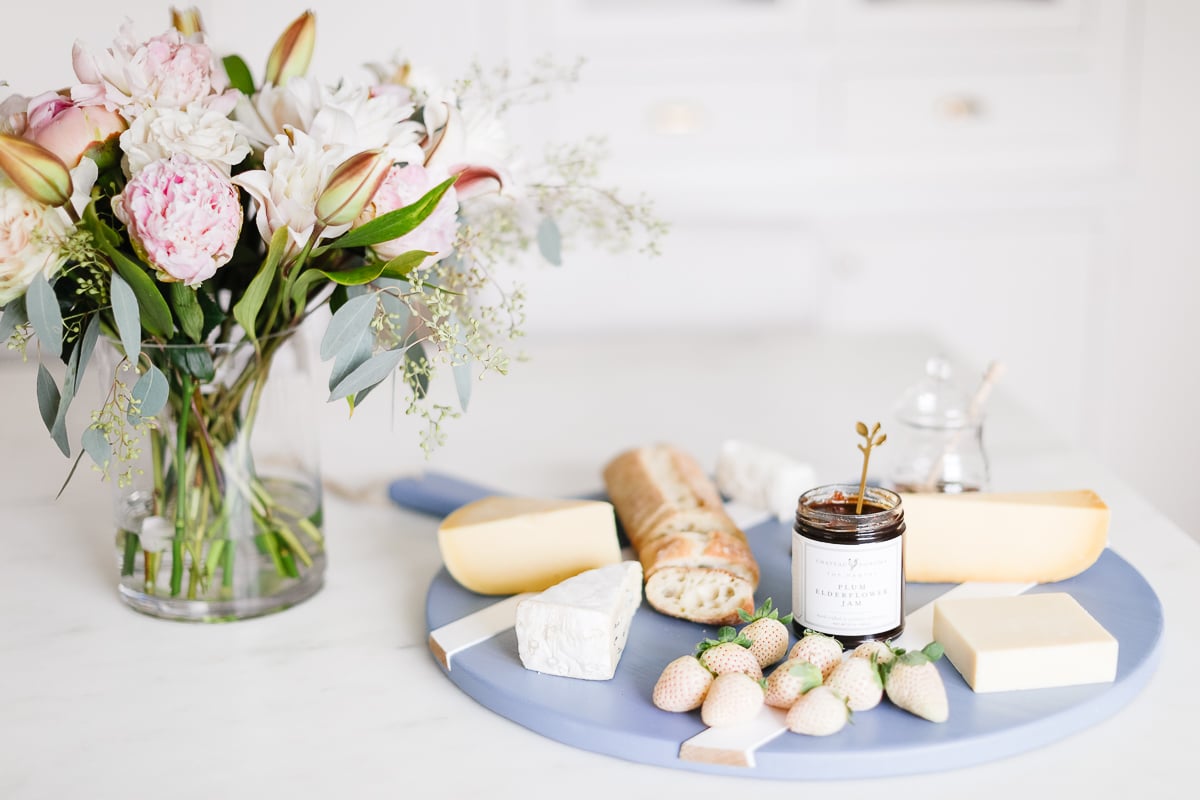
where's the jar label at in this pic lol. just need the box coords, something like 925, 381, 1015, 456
791, 533, 903, 636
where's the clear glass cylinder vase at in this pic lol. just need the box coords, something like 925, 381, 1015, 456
103, 329, 325, 621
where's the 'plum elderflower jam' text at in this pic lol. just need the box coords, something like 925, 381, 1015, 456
791, 485, 906, 648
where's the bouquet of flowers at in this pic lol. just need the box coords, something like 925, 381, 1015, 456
0, 9, 661, 618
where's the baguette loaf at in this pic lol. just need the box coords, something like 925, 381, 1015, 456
603, 445, 758, 625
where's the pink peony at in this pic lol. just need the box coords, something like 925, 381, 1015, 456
72, 23, 226, 117
26, 91, 126, 168
112, 153, 241, 286
358, 163, 458, 263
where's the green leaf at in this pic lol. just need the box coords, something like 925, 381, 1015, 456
449, 312, 472, 412
81, 425, 111, 469
49, 315, 100, 452
537, 216, 562, 266
453, 361, 472, 412
67, 315, 100, 397
405, 342, 429, 399
167, 344, 215, 382
36, 362, 64, 454
222, 54, 256, 95
103, 243, 175, 338
922, 642, 945, 662
197, 289, 225, 339
787, 661, 824, 693
329, 347, 404, 401
110, 272, 141, 364
26, 274, 62, 359
169, 283, 204, 343
234, 226, 287, 342
129, 363, 169, 423
328, 324, 375, 393
327, 284, 350, 316
0, 296, 27, 341
325, 177, 455, 250
81, 199, 120, 248
320, 293, 376, 361
315, 250, 432, 286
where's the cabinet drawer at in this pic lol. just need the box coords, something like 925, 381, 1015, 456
837, 68, 1112, 155
551, 65, 814, 180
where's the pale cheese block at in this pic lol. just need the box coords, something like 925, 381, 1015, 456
900, 490, 1109, 583
437, 497, 621, 595
933, 592, 1118, 692
515, 561, 643, 680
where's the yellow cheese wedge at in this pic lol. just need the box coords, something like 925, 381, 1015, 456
933, 593, 1118, 692
437, 497, 621, 595
900, 490, 1109, 583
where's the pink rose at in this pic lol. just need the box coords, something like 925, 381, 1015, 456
358, 163, 458, 263
26, 91, 126, 168
112, 153, 241, 286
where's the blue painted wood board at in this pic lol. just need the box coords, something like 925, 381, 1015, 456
396, 473, 1165, 779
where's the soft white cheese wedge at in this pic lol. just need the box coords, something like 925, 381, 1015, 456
933, 592, 1119, 693
516, 561, 644, 681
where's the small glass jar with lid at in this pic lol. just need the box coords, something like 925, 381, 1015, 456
889, 356, 989, 494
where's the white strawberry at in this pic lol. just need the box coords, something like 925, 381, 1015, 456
697, 627, 763, 679
764, 658, 823, 710
788, 630, 844, 680
851, 639, 897, 665
652, 655, 714, 712
883, 642, 949, 723
826, 654, 884, 711
701, 672, 766, 727
737, 597, 793, 668
785, 685, 850, 736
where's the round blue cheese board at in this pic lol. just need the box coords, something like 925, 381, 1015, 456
397, 473, 1165, 780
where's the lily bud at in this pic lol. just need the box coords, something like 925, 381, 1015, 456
170, 7, 205, 37
0, 134, 72, 207
316, 149, 392, 227
265, 11, 317, 87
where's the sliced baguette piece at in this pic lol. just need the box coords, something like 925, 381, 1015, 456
603, 444, 760, 624
603, 445, 727, 550
644, 567, 755, 626
637, 519, 760, 586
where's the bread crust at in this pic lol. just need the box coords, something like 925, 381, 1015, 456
603, 444, 759, 623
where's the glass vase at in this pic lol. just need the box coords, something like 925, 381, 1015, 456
104, 329, 325, 621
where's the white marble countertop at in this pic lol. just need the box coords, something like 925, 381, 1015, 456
1, 328, 1197, 799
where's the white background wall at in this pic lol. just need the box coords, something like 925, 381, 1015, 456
1, 0, 1196, 540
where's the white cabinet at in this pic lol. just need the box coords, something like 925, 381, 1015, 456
498, 0, 1131, 445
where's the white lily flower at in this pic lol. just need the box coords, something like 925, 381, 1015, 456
233, 128, 350, 256
235, 76, 423, 163
423, 91, 517, 201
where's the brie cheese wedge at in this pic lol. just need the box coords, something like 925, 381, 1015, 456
516, 561, 643, 680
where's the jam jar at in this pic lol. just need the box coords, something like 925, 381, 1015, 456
791, 484, 905, 648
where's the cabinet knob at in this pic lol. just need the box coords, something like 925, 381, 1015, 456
649, 101, 704, 136
935, 94, 984, 120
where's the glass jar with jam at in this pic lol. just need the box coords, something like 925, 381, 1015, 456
791, 484, 905, 648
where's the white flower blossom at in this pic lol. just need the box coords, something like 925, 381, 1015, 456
235, 76, 423, 162
233, 129, 350, 256
120, 103, 251, 176
71, 21, 227, 117
0, 179, 70, 306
